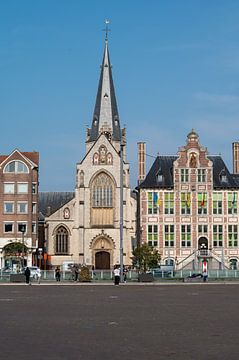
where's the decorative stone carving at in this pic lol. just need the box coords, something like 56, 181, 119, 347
190, 152, 197, 168
63, 208, 70, 219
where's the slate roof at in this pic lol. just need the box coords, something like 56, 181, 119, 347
88, 40, 121, 142
39, 192, 75, 218
138, 155, 239, 189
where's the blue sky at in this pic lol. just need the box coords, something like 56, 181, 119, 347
1, 0, 239, 191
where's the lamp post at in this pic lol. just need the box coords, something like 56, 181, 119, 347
119, 140, 124, 283
20, 225, 26, 269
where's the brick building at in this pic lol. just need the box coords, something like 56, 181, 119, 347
137, 130, 239, 271
0, 149, 39, 270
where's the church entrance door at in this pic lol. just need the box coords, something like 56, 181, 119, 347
95, 251, 110, 269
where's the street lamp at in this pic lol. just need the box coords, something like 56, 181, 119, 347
20, 225, 26, 269
119, 140, 124, 283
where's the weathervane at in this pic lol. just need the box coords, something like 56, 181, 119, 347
103, 19, 110, 41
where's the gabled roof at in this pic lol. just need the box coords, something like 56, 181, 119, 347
0, 150, 39, 168
39, 192, 75, 217
88, 39, 121, 142
138, 155, 239, 189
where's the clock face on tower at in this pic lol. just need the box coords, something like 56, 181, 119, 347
63, 208, 70, 219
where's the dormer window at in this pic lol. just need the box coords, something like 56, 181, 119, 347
219, 169, 228, 183
156, 174, 163, 183
104, 93, 109, 99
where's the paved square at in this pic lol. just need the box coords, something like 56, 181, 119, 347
0, 284, 239, 360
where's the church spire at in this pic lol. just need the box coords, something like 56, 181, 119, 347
87, 24, 121, 143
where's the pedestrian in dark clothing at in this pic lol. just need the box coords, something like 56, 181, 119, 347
55, 266, 61, 282
24, 267, 31, 285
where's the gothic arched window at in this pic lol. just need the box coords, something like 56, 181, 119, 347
92, 173, 113, 208
55, 226, 69, 254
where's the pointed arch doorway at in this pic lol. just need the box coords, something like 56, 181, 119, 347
95, 251, 110, 269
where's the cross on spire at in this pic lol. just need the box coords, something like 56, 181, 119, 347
103, 19, 110, 41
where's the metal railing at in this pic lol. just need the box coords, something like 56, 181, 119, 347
1, 269, 239, 282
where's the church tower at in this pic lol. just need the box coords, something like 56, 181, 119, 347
74, 32, 133, 269
44, 31, 135, 270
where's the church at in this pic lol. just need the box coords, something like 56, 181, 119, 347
41, 35, 136, 270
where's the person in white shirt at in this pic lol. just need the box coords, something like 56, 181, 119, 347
113, 266, 120, 285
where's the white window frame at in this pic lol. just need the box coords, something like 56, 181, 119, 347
4, 222, 14, 233
147, 224, 158, 247
4, 202, 14, 214
197, 169, 206, 182
4, 160, 29, 173
180, 169, 189, 183
164, 225, 175, 247
17, 183, 28, 194
17, 202, 28, 214
17, 222, 27, 233
4, 183, 15, 194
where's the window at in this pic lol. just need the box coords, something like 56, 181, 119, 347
55, 226, 68, 254
181, 169, 189, 182
32, 223, 36, 233
181, 193, 191, 215
164, 225, 174, 247
228, 192, 237, 215
17, 202, 28, 214
17, 183, 28, 194
197, 193, 207, 215
4, 223, 14, 233
213, 192, 223, 215
147, 225, 158, 247
181, 225, 191, 247
147, 192, 158, 215
4, 183, 14, 194
4, 161, 28, 173
32, 203, 37, 214
92, 173, 113, 207
164, 192, 174, 215
17, 223, 27, 233
198, 224, 208, 235
4, 202, 14, 213
213, 225, 223, 247
228, 225, 238, 247
197, 169, 206, 182
229, 259, 237, 270
32, 183, 37, 194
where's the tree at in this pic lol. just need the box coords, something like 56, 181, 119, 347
132, 243, 161, 272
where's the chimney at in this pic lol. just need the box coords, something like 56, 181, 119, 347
137, 142, 146, 184
232, 142, 239, 174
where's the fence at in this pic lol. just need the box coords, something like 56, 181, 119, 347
1, 269, 239, 282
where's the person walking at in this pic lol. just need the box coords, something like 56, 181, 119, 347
113, 266, 120, 285
24, 267, 31, 285
55, 266, 61, 282
37, 268, 41, 284
203, 269, 208, 282
123, 267, 128, 283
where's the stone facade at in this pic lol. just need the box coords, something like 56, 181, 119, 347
44, 39, 136, 269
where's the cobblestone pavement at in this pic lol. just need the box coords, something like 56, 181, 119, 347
0, 284, 239, 360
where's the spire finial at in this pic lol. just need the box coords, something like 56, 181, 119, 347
103, 19, 110, 41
